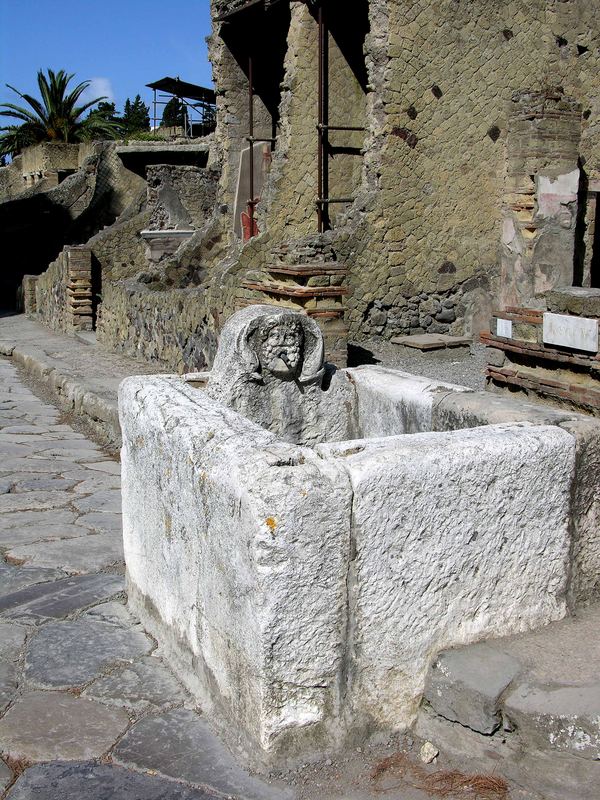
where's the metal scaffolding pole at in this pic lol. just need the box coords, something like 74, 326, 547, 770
248, 55, 256, 236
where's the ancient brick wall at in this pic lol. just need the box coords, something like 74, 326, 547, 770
87, 203, 150, 283
210, 0, 600, 343
339, 0, 600, 340
80, 0, 600, 373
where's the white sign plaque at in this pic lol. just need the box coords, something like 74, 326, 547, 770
496, 318, 512, 338
543, 312, 598, 353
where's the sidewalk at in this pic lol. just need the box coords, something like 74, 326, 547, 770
0, 314, 164, 450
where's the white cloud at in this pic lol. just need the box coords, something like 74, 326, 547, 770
81, 77, 115, 107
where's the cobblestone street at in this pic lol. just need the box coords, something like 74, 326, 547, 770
0, 358, 291, 800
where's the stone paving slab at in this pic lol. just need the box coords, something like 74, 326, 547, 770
25, 618, 153, 689
71, 489, 121, 514
86, 460, 122, 475
6, 762, 221, 800
0, 572, 125, 621
0, 621, 28, 660
8, 476, 80, 492
0, 659, 18, 712
84, 655, 191, 713
114, 709, 293, 800
0, 759, 11, 793
0, 691, 130, 762
5, 531, 124, 573
0, 522, 98, 548
0, 490, 73, 513
84, 600, 136, 627
0, 563, 66, 594
77, 511, 123, 532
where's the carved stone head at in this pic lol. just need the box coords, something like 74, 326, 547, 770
255, 316, 304, 378
207, 305, 325, 401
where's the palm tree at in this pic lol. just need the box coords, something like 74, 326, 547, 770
0, 68, 121, 158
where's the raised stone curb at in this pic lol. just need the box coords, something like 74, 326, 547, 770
0, 316, 164, 451
0, 339, 121, 449
423, 644, 521, 734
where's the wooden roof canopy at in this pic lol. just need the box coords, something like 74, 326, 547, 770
145, 77, 216, 105
215, 0, 290, 21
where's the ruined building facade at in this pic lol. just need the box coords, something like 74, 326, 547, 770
17, 0, 600, 374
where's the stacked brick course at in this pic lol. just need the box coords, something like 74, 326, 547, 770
34, 247, 93, 333
483, 301, 600, 414
65, 248, 93, 331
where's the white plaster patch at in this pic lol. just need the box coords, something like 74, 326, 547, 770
537, 169, 580, 218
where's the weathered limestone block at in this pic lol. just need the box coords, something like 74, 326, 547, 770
316, 423, 574, 730
345, 365, 470, 437
120, 375, 353, 762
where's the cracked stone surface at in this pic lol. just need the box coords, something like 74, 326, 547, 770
84, 655, 191, 713
0, 621, 28, 659
0, 572, 125, 622
115, 709, 292, 800
25, 618, 153, 688
0, 759, 12, 792
0, 563, 66, 594
5, 531, 124, 573
0, 659, 18, 712
0, 691, 130, 761
6, 761, 221, 799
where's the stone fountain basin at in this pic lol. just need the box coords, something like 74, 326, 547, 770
119, 366, 597, 768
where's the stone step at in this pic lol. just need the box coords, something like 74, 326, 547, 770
416, 604, 600, 800
267, 262, 347, 277
391, 333, 471, 351
241, 279, 348, 299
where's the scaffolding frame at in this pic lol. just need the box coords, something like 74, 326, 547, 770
146, 78, 216, 138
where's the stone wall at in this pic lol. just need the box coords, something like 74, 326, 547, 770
146, 165, 219, 230
0, 142, 146, 309
0, 156, 24, 201
205, 0, 600, 347
17, 275, 38, 315
97, 280, 218, 372
87, 201, 150, 284
21, 142, 80, 187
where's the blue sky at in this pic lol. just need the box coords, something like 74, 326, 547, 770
0, 0, 213, 119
